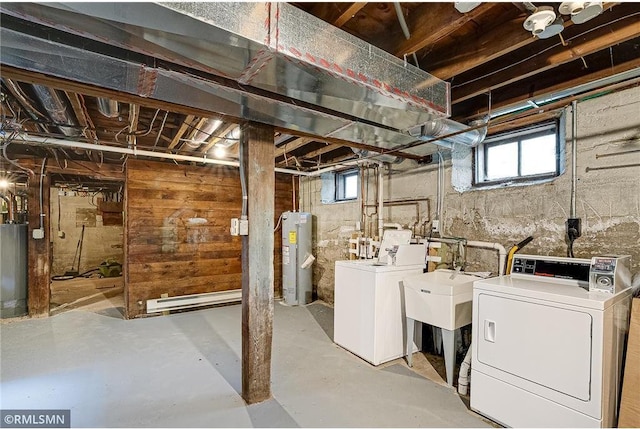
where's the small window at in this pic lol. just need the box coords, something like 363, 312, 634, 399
320, 169, 360, 204
475, 121, 561, 185
336, 170, 359, 201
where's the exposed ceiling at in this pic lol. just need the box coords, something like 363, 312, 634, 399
1, 2, 639, 182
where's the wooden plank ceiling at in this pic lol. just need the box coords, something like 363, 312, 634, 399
1, 2, 639, 177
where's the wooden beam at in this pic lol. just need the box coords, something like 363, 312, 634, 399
429, 2, 618, 80
188, 118, 207, 141
457, 56, 640, 121
333, 3, 367, 27
393, 2, 494, 57
274, 137, 316, 158
200, 122, 237, 153
168, 115, 195, 150
127, 103, 140, 147
273, 127, 424, 161
20, 158, 125, 181
487, 111, 561, 135
300, 143, 342, 160
2, 66, 243, 126
241, 123, 274, 404
64, 91, 98, 142
27, 164, 51, 317
2, 67, 422, 161
452, 12, 640, 104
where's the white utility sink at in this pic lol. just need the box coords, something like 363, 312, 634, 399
403, 269, 476, 330
402, 269, 479, 386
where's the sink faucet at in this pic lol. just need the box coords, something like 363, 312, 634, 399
449, 265, 462, 280
385, 245, 399, 265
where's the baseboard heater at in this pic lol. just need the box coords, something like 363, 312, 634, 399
146, 289, 242, 314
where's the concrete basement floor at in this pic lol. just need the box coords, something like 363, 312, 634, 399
0, 300, 490, 428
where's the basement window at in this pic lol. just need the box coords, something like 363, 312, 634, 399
475, 121, 561, 186
336, 169, 359, 201
321, 169, 359, 203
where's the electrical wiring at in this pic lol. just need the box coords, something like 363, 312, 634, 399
452, 12, 640, 90
38, 157, 47, 230
1, 139, 35, 176
274, 212, 284, 232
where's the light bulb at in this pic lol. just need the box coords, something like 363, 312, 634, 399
229, 127, 241, 140
0, 178, 9, 189
213, 146, 227, 158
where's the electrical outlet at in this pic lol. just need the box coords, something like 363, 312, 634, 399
431, 219, 440, 233
57, 230, 65, 239
567, 218, 582, 238
239, 218, 249, 236
230, 218, 240, 236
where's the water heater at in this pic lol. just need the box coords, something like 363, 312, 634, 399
282, 211, 313, 305
1, 224, 28, 318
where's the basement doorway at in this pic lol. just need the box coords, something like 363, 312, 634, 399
49, 178, 125, 318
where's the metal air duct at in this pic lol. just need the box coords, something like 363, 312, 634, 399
0, 3, 450, 139
96, 97, 120, 118
351, 148, 403, 164
409, 117, 488, 148
1, 27, 443, 159
30, 84, 80, 137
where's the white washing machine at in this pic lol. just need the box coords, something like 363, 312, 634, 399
334, 260, 424, 366
471, 255, 632, 428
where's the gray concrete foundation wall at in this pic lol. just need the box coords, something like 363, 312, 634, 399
302, 87, 640, 304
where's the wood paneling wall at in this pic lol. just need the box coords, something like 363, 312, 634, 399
124, 159, 293, 318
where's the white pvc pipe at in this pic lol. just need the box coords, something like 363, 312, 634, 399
13, 134, 311, 176
458, 345, 472, 396
383, 223, 403, 230
465, 240, 508, 276
378, 166, 384, 240
306, 159, 363, 176
570, 100, 578, 218
423, 237, 507, 275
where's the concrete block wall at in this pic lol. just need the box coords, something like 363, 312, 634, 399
50, 188, 124, 276
303, 86, 640, 304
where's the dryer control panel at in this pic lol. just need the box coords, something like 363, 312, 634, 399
511, 255, 591, 286
589, 255, 631, 294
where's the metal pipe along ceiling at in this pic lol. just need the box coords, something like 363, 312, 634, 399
13, 134, 312, 176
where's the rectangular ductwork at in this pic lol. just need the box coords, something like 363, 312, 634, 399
1, 2, 473, 158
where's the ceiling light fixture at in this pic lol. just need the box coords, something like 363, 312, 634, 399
536, 16, 565, 39
454, 2, 481, 13
213, 146, 227, 159
523, 6, 557, 37
559, 1, 603, 24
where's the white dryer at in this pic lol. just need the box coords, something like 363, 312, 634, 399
471, 255, 632, 428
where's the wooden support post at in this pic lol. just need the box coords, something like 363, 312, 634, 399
241, 123, 275, 404
27, 161, 51, 316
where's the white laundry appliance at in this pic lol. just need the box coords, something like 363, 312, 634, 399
471, 254, 632, 428
334, 230, 425, 366
403, 269, 478, 386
